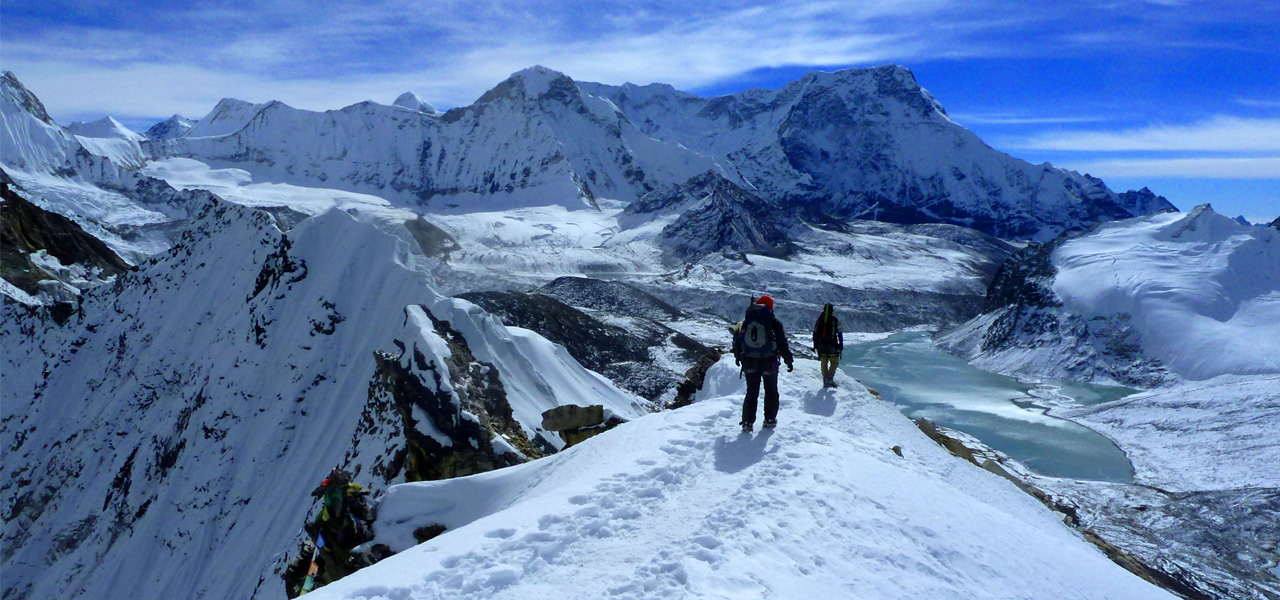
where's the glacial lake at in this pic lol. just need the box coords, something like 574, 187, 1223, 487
842, 331, 1137, 483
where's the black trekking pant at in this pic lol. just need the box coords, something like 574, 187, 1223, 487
742, 368, 779, 425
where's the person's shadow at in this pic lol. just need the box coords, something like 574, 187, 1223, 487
713, 429, 775, 474
804, 389, 837, 417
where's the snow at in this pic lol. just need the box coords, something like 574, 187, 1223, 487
185, 97, 269, 138
0, 278, 42, 305
1052, 205, 1280, 380
2, 169, 173, 261
309, 359, 1173, 600
65, 116, 146, 142
142, 156, 417, 223
393, 92, 437, 114
0, 199, 647, 600
1060, 374, 1280, 492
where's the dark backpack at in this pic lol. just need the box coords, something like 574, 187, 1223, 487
739, 304, 776, 359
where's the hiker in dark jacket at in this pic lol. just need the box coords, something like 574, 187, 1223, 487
731, 294, 793, 432
813, 303, 843, 388
285, 468, 376, 597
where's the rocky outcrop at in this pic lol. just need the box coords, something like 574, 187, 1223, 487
1, 179, 129, 299
357, 305, 542, 483
404, 216, 460, 257
538, 276, 684, 322
630, 172, 797, 262
540, 404, 625, 448
940, 230, 1174, 387
458, 289, 709, 401
144, 115, 197, 140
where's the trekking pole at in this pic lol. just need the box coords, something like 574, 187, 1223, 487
300, 533, 325, 595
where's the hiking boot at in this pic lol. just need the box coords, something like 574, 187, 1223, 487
741, 421, 754, 433
763, 418, 777, 428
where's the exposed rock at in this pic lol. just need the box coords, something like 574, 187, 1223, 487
913, 418, 977, 465
541, 404, 625, 448
405, 216, 460, 257
541, 404, 604, 431
1, 179, 129, 298
538, 276, 685, 322
460, 288, 708, 401
628, 172, 797, 262
357, 305, 542, 483
667, 348, 724, 410
413, 524, 447, 544
144, 115, 197, 140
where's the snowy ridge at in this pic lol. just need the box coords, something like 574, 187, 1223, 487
65, 116, 145, 142
0, 72, 189, 262
583, 65, 1173, 239
3, 65, 1165, 242
393, 92, 438, 114
143, 68, 720, 213
145, 115, 198, 140
1, 197, 644, 600
308, 360, 1173, 600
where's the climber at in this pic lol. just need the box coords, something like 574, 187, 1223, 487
813, 303, 844, 388
731, 294, 793, 432
284, 468, 375, 597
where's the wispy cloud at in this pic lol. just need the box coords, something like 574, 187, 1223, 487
1011, 116, 1280, 152
951, 112, 1113, 125
1065, 156, 1280, 178
4, 0, 1276, 125
1236, 97, 1280, 109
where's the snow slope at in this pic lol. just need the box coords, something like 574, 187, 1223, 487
940, 205, 1280, 384
1, 198, 646, 600
1062, 374, 1280, 492
2, 64, 1154, 241
65, 116, 146, 142
306, 359, 1173, 600
1, 72, 189, 261
1053, 205, 1280, 380
583, 66, 1173, 239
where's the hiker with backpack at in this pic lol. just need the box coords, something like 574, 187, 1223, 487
731, 294, 793, 432
813, 303, 843, 388
285, 468, 376, 597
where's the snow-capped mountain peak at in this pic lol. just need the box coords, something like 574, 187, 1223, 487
186, 97, 270, 138
505, 65, 575, 99
392, 92, 437, 114
65, 116, 145, 142
144, 114, 198, 140
1, 72, 55, 126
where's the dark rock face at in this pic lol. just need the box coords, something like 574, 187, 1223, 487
983, 239, 1064, 314
961, 231, 1173, 386
625, 172, 797, 262
538, 276, 684, 322
1, 180, 130, 296
457, 290, 694, 401
404, 216, 460, 257
144, 115, 196, 141
1270, 216, 1280, 231
360, 304, 539, 483
2, 71, 54, 125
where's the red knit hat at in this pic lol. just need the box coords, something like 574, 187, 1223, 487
756, 295, 774, 310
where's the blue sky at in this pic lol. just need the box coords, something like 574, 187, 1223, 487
3, 0, 1278, 221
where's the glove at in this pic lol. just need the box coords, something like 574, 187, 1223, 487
786, 361, 794, 372
734, 356, 741, 366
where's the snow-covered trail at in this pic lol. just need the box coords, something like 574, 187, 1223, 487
307, 360, 1174, 600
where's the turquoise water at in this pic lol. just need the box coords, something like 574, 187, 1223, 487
842, 331, 1136, 483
